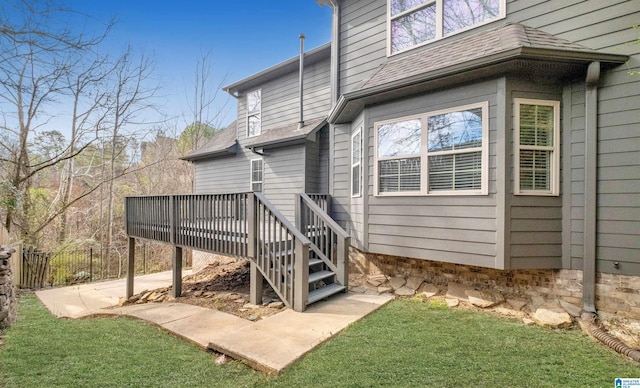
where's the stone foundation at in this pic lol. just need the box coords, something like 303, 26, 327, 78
0, 245, 17, 330
349, 248, 640, 324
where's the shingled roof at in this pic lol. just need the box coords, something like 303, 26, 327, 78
244, 116, 327, 149
180, 121, 238, 161
329, 23, 628, 123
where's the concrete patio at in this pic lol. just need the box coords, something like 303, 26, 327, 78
35, 271, 393, 374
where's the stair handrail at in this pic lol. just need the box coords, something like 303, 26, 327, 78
252, 192, 311, 311
298, 193, 350, 287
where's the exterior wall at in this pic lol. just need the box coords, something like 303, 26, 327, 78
263, 144, 306, 222
507, 78, 564, 269
335, 0, 640, 274
236, 56, 331, 136
330, 123, 353, 232
305, 126, 330, 194
194, 153, 251, 194
363, 80, 499, 268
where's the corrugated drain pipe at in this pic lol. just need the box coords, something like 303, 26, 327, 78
580, 316, 640, 362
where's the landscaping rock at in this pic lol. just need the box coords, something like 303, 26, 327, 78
417, 283, 439, 298
445, 298, 459, 307
493, 307, 527, 320
366, 274, 387, 288
268, 301, 284, 309
394, 286, 415, 296
377, 286, 393, 294
405, 276, 424, 290
446, 283, 471, 301
506, 298, 527, 311
242, 303, 260, 309
467, 290, 505, 308
389, 277, 406, 290
559, 299, 582, 317
523, 318, 535, 326
532, 305, 572, 328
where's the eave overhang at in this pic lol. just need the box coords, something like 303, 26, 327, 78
224, 43, 331, 96
245, 117, 328, 150
179, 141, 238, 162
328, 39, 628, 125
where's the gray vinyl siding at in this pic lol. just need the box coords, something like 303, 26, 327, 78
263, 144, 306, 223
305, 126, 330, 194
331, 123, 352, 231
193, 155, 249, 194
237, 56, 331, 137
335, 0, 640, 272
508, 79, 563, 269
365, 80, 499, 268
339, 0, 386, 94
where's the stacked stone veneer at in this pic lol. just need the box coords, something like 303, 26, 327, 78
350, 248, 640, 322
0, 245, 17, 330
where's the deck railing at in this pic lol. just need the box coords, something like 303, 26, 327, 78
297, 193, 350, 287
251, 192, 311, 310
125, 192, 321, 310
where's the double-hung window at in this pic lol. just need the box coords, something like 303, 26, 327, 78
247, 89, 261, 137
351, 128, 363, 197
514, 99, 560, 196
375, 102, 488, 195
250, 158, 263, 192
388, 0, 505, 55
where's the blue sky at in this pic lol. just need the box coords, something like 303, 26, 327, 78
67, 0, 333, 131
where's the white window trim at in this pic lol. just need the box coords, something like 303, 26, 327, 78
514, 98, 560, 196
246, 89, 261, 138
250, 158, 263, 192
373, 102, 489, 196
351, 127, 363, 198
386, 0, 506, 57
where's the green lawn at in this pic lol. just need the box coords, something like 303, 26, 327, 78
1, 294, 638, 387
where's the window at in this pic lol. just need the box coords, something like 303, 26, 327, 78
388, 0, 505, 55
251, 158, 263, 192
514, 99, 560, 196
374, 102, 488, 195
247, 89, 261, 137
351, 128, 363, 197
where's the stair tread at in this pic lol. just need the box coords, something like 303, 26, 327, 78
308, 270, 334, 284
307, 283, 346, 305
285, 258, 324, 271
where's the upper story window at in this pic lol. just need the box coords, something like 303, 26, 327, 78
514, 99, 560, 196
388, 0, 505, 55
374, 102, 489, 196
247, 89, 261, 137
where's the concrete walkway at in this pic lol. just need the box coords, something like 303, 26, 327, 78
36, 271, 393, 374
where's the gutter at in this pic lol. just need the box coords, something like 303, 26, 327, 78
328, 47, 628, 124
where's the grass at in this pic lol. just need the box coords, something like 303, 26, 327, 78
1, 294, 638, 387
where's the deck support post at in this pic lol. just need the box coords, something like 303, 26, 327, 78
250, 261, 263, 305
171, 246, 182, 298
126, 237, 135, 299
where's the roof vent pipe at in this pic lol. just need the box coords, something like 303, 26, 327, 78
298, 34, 305, 130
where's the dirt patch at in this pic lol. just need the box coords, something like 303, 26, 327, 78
122, 257, 284, 321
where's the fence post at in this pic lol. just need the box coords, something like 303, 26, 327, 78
171, 246, 182, 298
126, 237, 135, 299
89, 247, 93, 283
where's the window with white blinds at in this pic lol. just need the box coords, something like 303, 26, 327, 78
374, 102, 488, 195
514, 99, 560, 196
351, 128, 363, 197
250, 158, 263, 192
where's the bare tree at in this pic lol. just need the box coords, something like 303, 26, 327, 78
0, 0, 112, 242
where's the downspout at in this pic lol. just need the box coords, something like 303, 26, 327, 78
298, 34, 305, 130
581, 61, 600, 319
